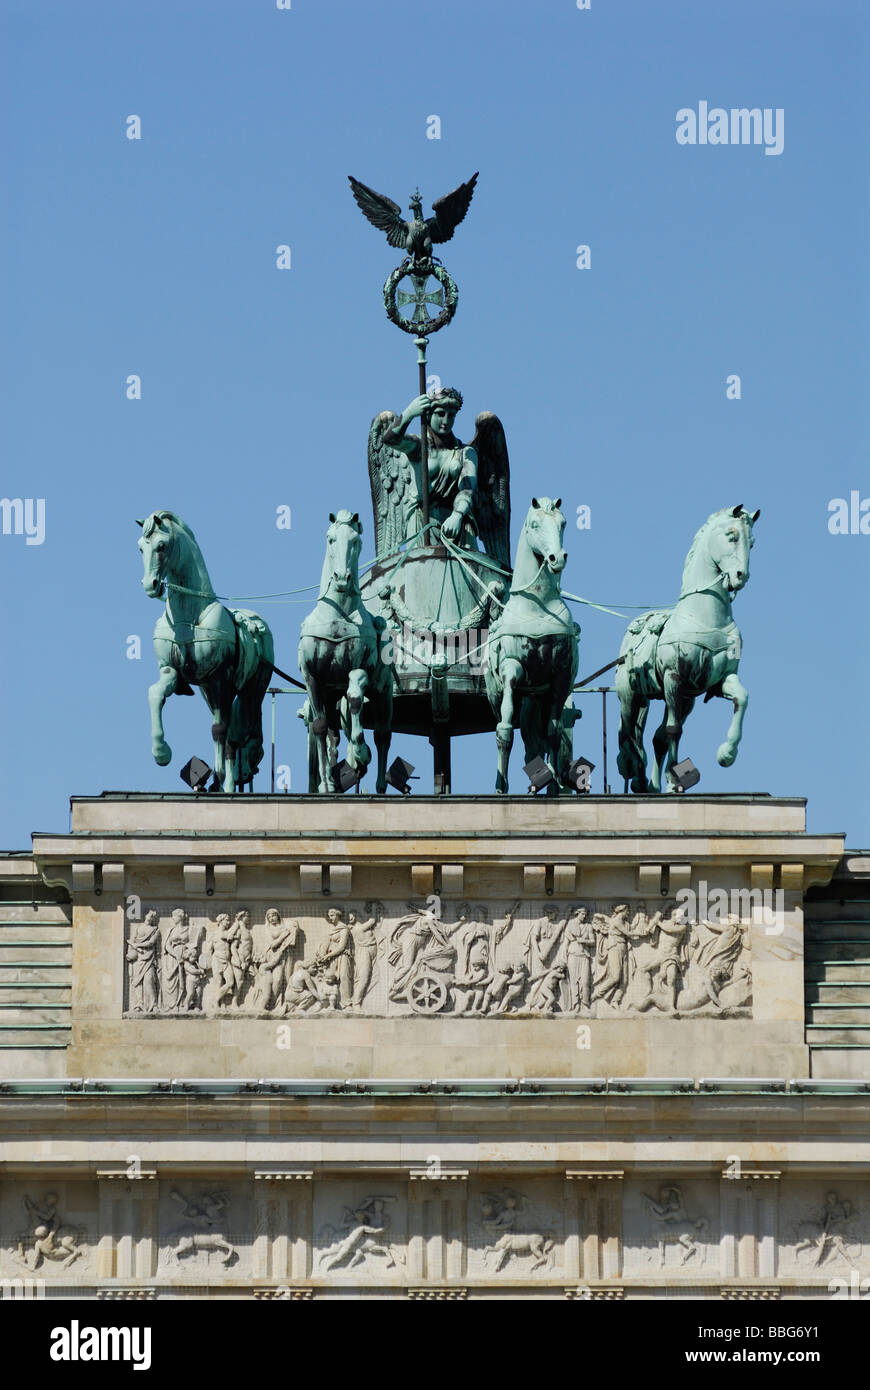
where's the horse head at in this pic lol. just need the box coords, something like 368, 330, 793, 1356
704, 504, 760, 595
136, 510, 189, 598
525, 497, 567, 576
322, 509, 363, 597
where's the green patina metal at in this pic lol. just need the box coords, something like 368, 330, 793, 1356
298, 510, 393, 794
137, 510, 274, 792
135, 177, 765, 800
485, 498, 580, 793
616, 506, 760, 793
348, 171, 580, 793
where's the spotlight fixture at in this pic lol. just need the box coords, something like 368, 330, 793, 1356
671, 758, 700, 793
179, 756, 213, 793
387, 757, 417, 795
331, 760, 362, 793
523, 756, 555, 794
567, 756, 595, 793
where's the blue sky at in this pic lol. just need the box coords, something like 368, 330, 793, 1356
1, 0, 867, 845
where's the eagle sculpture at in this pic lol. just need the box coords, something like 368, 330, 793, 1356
348, 173, 479, 272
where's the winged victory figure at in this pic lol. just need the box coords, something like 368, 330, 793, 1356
348, 173, 479, 272
367, 386, 511, 570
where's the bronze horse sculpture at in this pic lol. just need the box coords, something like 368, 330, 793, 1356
138, 510, 274, 792
485, 497, 580, 794
299, 510, 394, 793
616, 505, 759, 793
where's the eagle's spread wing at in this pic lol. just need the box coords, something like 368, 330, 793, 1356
348, 176, 407, 250
427, 172, 479, 245
471, 410, 511, 572
367, 411, 418, 557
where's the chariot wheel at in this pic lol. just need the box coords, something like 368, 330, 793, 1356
407, 972, 449, 1015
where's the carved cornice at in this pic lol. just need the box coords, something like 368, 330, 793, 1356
720, 1286, 781, 1300
407, 1287, 468, 1300
253, 1171, 314, 1181
253, 1287, 314, 1300
96, 1288, 157, 1300
565, 1285, 625, 1299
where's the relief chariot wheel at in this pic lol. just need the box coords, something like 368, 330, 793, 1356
407, 972, 449, 1015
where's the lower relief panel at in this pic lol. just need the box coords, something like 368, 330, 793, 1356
1, 1175, 867, 1299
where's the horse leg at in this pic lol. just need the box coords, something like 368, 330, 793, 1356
617, 687, 649, 793
344, 669, 372, 776
233, 661, 271, 786
495, 657, 523, 794
650, 706, 669, 794
546, 674, 574, 795
300, 665, 333, 794
372, 686, 392, 795
717, 671, 748, 767
148, 664, 179, 766
204, 679, 236, 793
657, 670, 695, 793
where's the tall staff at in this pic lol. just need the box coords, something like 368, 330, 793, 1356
348, 173, 478, 547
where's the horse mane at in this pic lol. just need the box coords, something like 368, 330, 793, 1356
142, 509, 195, 541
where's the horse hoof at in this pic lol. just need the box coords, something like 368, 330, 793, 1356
153, 744, 172, 766
717, 743, 736, 767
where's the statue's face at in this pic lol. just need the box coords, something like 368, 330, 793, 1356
429, 403, 457, 436
266, 910, 279, 925
327, 909, 342, 925
347, 913, 357, 925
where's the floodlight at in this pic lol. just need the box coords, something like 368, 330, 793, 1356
387, 757, 417, 794
331, 759, 362, 793
523, 756, 554, 794
671, 758, 700, 792
568, 756, 595, 793
180, 756, 213, 792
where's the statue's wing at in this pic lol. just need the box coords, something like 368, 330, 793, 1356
348, 176, 407, 250
368, 411, 417, 557
471, 411, 511, 571
427, 172, 479, 244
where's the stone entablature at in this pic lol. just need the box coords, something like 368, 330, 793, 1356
0, 1089, 865, 1299
27, 794, 844, 1082
0, 1135, 865, 1296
